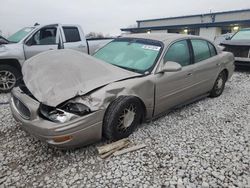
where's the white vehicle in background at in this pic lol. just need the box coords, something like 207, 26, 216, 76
0, 24, 113, 92
0, 35, 9, 45
214, 33, 233, 46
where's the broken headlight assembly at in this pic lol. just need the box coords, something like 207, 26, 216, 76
39, 103, 91, 123
61, 102, 91, 116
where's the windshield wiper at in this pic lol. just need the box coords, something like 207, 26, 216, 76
98, 59, 143, 74
112, 64, 143, 74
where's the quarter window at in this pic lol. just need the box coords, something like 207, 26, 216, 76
164, 40, 191, 67
63, 27, 81, 42
208, 42, 217, 57
191, 39, 211, 63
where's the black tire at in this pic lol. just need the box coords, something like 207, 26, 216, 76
0, 64, 22, 93
103, 96, 143, 141
210, 71, 227, 98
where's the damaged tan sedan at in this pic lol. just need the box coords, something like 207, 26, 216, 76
10, 34, 235, 148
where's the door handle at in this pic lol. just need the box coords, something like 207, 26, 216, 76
187, 72, 193, 76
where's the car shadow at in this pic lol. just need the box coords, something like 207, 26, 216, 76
235, 66, 250, 72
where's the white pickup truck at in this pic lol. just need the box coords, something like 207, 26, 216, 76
0, 24, 113, 92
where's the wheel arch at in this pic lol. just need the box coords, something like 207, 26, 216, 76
221, 68, 229, 81
0, 59, 22, 74
133, 95, 147, 123
102, 95, 148, 140
105, 95, 147, 123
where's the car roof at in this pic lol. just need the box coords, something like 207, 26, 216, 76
122, 33, 200, 42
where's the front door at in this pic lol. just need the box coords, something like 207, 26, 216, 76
24, 25, 59, 59
154, 39, 196, 116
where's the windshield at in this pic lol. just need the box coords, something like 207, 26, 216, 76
231, 30, 250, 40
7, 27, 34, 43
94, 38, 162, 74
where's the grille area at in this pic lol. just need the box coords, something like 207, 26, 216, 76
13, 96, 31, 119
223, 45, 250, 58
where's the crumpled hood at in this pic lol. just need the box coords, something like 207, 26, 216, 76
221, 39, 250, 46
22, 49, 140, 107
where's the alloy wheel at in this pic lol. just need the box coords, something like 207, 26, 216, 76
0, 70, 16, 91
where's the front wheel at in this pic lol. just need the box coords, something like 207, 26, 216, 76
210, 71, 227, 98
103, 96, 143, 141
0, 65, 22, 93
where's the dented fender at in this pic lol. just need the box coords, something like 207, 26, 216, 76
68, 75, 156, 120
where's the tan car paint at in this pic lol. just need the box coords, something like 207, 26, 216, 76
10, 33, 235, 148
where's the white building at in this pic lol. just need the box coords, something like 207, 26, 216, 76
121, 9, 250, 41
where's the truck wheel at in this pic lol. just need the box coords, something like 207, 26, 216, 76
103, 96, 143, 141
0, 65, 22, 93
210, 71, 227, 98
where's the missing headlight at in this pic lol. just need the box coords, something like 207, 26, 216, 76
39, 104, 79, 123
39, 102, 91, 123
61, 102, 91, 116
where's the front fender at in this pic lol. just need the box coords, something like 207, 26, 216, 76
68, 75, 155, 120
0, 43, 25, 65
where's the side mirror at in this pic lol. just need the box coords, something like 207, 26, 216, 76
25, 38, 34, 46
159, 61, 182, 73
225, 36, 231, 40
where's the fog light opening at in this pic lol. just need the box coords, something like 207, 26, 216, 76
52, 135, 73, 143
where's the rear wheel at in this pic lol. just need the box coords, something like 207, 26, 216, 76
103, 96, 143, 141
0, 65, 22, 93
210, 71, 227, 98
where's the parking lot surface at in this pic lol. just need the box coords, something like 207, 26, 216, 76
0, 71, 249, 187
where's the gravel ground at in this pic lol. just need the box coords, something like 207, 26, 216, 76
0, 71, 249, 188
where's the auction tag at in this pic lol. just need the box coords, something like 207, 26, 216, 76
24, 28, 32, 32
142, 45, 161, 51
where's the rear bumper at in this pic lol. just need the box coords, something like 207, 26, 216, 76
10, 87, 104, 148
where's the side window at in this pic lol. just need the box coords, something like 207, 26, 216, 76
164, 40, 191, 67
191, 39, 211, 63
63, 27, 81, 42
32, 27, 57, 45
208, 42, 217, 57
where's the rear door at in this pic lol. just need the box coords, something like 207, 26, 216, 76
154, 39, 197, 116
24, 25, 59, 59
62, 26, 88, 53
190, 39, 220, 95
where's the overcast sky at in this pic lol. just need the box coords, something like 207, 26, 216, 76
0, 0, 250, 37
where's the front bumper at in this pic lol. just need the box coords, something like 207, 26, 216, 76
10, 87, 105, 148
235, 57, 250, 67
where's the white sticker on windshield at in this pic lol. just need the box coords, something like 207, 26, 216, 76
142, 45, 161, 51
24, 28, 32, 32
